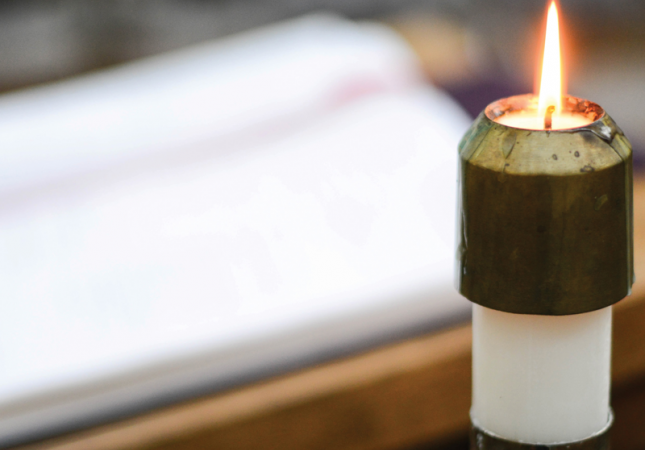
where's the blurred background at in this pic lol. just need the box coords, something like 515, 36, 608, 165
0, 1, 644, 449
0, 0, 643, 149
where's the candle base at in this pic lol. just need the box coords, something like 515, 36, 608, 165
470, 413, 613, 450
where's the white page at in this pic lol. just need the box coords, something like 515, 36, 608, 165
0, 16, 471, 445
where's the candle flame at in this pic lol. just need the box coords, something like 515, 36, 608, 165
538, 1, 562, 117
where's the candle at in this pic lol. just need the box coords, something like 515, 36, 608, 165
495, 111, 589, 130
472, 306, 612, 444
456, 2, 633, 448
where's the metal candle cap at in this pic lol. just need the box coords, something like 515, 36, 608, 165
457, 94, 634, 315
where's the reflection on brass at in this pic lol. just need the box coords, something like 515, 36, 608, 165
470, 416, 612, 450
457, 95, 633, 315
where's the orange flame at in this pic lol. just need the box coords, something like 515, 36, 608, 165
538, 1, 562, 117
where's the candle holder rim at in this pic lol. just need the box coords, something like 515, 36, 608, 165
484, 94, 605, 131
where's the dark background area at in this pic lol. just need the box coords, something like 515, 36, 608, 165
0, 0, 640, 88
0, 0, 641, 152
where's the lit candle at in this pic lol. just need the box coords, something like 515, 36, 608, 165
495, 3, 590, 132
457, 2, 633, 448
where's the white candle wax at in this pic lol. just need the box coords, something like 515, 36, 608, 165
472, 304, 612, 444
495, 111, 591, 130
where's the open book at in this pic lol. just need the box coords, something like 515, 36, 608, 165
0, 15, 471, 446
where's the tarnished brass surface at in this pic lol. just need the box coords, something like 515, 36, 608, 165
470, 417, 612, 450
458, 95, 633, 315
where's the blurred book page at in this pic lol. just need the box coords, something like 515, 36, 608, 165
0, 15, 471, 446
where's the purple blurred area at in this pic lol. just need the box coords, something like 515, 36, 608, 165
442, 80, 522, 121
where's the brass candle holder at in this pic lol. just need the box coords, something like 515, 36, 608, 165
458, 94, 633, 316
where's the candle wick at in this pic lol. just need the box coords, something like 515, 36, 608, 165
544, 105, 555, 130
